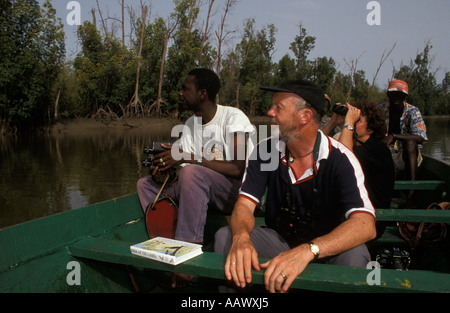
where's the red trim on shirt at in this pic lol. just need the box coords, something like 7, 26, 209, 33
292, 160, 318, 185
238, 194, 259, 205
348, 210, 377, 221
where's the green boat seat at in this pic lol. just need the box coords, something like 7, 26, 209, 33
394, 180, 447, 191
68, 237, 450, 293
376, 208, 450, 223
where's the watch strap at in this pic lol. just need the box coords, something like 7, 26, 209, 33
343, 124, 354, 131
308, 241, 320, 260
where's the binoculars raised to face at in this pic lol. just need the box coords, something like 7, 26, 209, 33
332, 104, 349, 116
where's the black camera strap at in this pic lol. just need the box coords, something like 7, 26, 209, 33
279, 132, 321, 242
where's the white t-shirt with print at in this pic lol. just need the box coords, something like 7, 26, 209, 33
174, 105, 255, 164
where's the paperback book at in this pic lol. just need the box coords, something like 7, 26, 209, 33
130, 237, 203, 265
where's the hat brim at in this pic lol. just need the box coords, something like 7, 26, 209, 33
260, 80, 326, 116
387, 88, 408, 95
259, 86, 293, 93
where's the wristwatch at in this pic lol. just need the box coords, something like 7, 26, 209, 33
343, 124, 354, 131
308, 242, 320, 260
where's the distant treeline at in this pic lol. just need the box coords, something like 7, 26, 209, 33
1, 0, 449, 134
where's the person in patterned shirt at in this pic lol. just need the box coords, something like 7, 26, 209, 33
379, 80, 428, 204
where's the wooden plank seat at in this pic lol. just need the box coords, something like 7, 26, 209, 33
67, 237, 450, 293
376, 208, 450, 223
394, 180, 447, 191
66, 181, 450, 293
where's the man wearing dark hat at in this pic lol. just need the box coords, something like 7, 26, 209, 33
214, 79, 376, 293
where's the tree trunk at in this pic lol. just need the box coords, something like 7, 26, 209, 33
129, 4, 147, 117
215, 0, 236, 77
96, 0, 109, 38
122, 0, 125, 54
150, 16, 179, 117
54, 88, 60, 120
198, 0, 214, 67
150, 30, 169, 117
235, 33, 253, 109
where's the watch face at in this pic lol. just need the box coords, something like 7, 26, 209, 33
311, 244, 319, 255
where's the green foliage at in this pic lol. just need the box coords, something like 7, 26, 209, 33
314, 57, 337, 93
2, 1, 449, 133
55, 62, 81, 118
0, 0, 65, 132
221, 19, 277, 116
289, 24, 316, 80
434, 72, 450, 115
73, 22, 134, 115
139, 17, 167, 104
392, 44, 449, 115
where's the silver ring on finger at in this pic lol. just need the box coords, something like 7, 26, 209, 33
280, 273, 287, 280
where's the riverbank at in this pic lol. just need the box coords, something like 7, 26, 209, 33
49, 114, 447, 135
50, 116, 272, 135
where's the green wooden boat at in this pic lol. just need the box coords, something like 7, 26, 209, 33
1, 155, 449, 293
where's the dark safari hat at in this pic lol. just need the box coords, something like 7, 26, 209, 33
260, 79, 326, 116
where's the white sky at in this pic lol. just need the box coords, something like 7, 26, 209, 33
44, 0, 450, 89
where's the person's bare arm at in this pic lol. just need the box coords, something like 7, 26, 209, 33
338, 104, 360, 152
321, 113, 344, 136
260, 212, 376, 293
225, 196, 260, 288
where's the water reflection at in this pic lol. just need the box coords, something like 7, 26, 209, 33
0, 117, 448, 228
0, 127, 172, 228
422, 117, 450, 164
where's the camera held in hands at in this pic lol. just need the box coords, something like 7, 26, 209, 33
142, 141, 177, 180
332, 104, 349, 116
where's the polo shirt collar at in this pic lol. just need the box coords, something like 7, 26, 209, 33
275, 130, 330, 183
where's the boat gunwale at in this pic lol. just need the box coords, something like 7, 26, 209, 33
0, 193, 144, 273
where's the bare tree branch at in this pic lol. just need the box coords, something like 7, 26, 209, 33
343, 51, 366, 102
96, 0, 109, 38
215, 0, 237, 77
198, 0, 215, 67
368, 42, 396, 99
128, 1, 148, 117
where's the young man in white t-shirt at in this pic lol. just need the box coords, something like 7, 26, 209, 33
137, 68, 254, 246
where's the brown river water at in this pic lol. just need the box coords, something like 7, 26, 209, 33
0, 116, 448, 228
